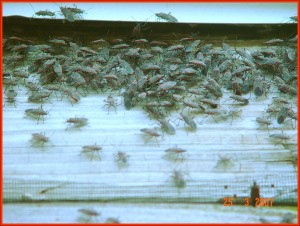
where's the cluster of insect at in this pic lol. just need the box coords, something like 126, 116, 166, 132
3, 21, 297, 192
77, 208, 120, 223
31, 3, 179, 24
31, 4, 85, 22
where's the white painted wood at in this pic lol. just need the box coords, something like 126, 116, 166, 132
3, 202, 298, 223
3, 45, 297, 223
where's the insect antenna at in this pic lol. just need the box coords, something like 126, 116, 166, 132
29, 3, 36, 14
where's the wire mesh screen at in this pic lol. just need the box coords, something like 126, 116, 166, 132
4, 171, 297, 205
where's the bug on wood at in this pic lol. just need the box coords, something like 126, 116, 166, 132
28, 90, 52, 103
278, 84, 297, 96
203, 83, 223, 98
123, 88, 135, 110
265, 104, 280, 118
140, 128, 161, 146
179, 112, 197, 130
150, 40, 168, 46
151, 46, 164, 54
3, 54, 25, 68
181, 67, 198, 75
36, 10, 56, 17
188, 59, 207, 69
253, 76, 270, 97
277, 106, 289, 124
103, 74, 120, 90
114, 151, 130, 169
6, 36, 34, 45
25, 106, 48, 123
39, 183, 68, 195
4, 89, 17, 106
202, 109, 228, 123
61, 87, 81, 105
81, 144, 102, 160
198, 98, 219, 109
265, 38, 284, 45
31, 132, 49, 148
269, 133, 292, 143
103, 94, 119, 113
171, 170, 186, 190
155, 12, 178, 23
43, 84, 62, 92
172, 94, 184, 102
105, 217, 121, 223
59, 6, 77, 22
65, 4, 86, 15
111, 43, 130, 49
12, 69, 29, 81
272, 97, 290, 105
66, 117, 88, 129
225, 108, 242, 125
132, 22, 144, 39
144, 106, 166, 120
3, 77, 18, 88
157, 118, 176, 135
229, 95, 249, 105
48, 39, 67, 47
183, 100, 205, 112
164, 147, 187, 162
214, 154, 236, 172
70, 72, 86, 88
157, 81, 177, 92
10, 44, 29, 55
286, 109, 297, 129
31, 3, 56, 18
141, 63, 161, 72
77, 208, 101, 223
256, 117, 272, 133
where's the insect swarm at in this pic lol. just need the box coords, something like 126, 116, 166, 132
3, 21, 298, 217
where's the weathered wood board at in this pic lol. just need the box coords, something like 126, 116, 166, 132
3, 17, 298, 223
